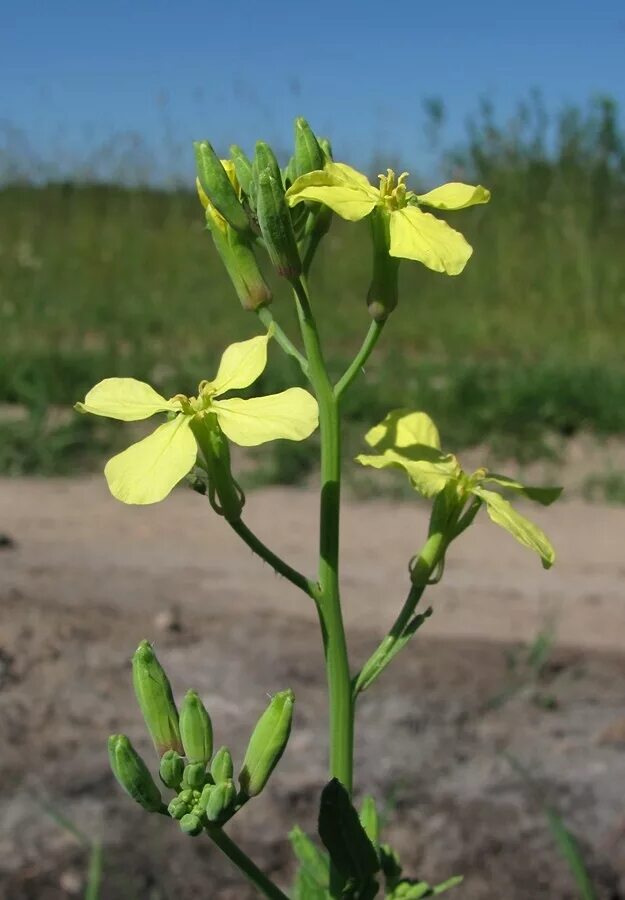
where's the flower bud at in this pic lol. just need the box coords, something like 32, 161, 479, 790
293, 118, 325, 179
253, 141, 282, 186
132, 640, 183, 758
168, 794, 189, 820
179, 690, 213, 766
179, 812, 203, 836
205, 213, 272, 311
256, 169, 302, 281
204, 778, 237, 824
238, 689, 294, 798
211, 746, 234, 784
319, 137, 333, 161
194, 140, 249, 233
182, 762, 207, 791
159, 749, 185, 791
108, 734, 163, 813
366, 208, 399, 321
229, 145, 255, 200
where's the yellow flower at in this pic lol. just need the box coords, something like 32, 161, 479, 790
357, 410, 560, 568
286, 162, 490, 275
75, 332, 318, 505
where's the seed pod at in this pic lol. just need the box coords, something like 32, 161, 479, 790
256, 170, 302, 281
366, 208, 399, 321
182, 762, 207, 791
238, 689, 294, 798
108, 734, 163, 813
179, 690, 213, 766
294, 118, 325, 178
159, 749, 185, 791
168, 794, 189, 820
132, 640, 183, 757
205, 778, 237, 824
211, 746, 234, 784
179, 812, 203, 836
229, 145, 254, 199
205, 210, 272, 311
194, 141, 249, 233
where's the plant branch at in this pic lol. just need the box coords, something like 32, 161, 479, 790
228, 517, 316, 598
334, 319, 385, 399
206, 826, 290, 900
257, 305, 309, 377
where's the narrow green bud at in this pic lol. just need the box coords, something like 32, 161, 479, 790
319, 137, 333, 161
206, 216, 272, 311
198, 782, 215, 812
132, 640, 183, 757
179, 812, 203, 836
239, 689, 294, 798
253, 141, 282, 186
256, 170, 302, 281
159, 749, 185, 791
230, 145, 254, 198
366, 208, 399, 321
108, 735, 163, 813
168, 794, 189, 820
211, 746, 234, 784
179, 690, 213, 765
194, 140, 249, 233
294, 118, 325, 178
205, 778, 237, 824
182, 762, 207, 791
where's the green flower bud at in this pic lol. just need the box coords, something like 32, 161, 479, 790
194, 140, 249, 233
159, 749, 185, 791
108, 735, 163, 813
182, 762, 207, 791
366, 208, 399, 321
211, 746, 234, 784
229, 145, 255, 199
293, 118, 325, 179
179, 812, 203, 836
132, 640, 183, 758
256, 170, 302, 281
168, 794, 190, 820
238, 689, 294, 798
253, 141, 282, 186
197, 782, 215, 811
205, 778, 237, 824
179, 690, 213, 766
319, 137, 333, 161
207, 216, 272, 311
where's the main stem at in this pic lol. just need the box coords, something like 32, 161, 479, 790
292, 278, 353, 797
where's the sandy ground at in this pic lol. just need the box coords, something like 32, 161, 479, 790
1, 477, 625, 899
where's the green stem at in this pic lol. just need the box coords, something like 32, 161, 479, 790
229, 517, 315, 598
257, 305, 309, 377
334, 319, 385, 399
206, 826, 289, 900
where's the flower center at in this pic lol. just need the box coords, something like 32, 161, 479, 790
378, 169, 410, 210
173, 381, 217, 415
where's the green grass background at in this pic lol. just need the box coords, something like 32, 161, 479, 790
1, 95, 624, 486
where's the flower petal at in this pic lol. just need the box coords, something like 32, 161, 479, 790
365, 409, 442, 452
75, 378, 180, 421
285, 162, 379, 222
472, 486, 556, 568
212, 388, 319, 446
356, 449, 459, 498
416, 183, 491, 210
389, 207, 473, 275
482, 474, 562, 506
211, 332, 270, 396
104, 415, 197, 504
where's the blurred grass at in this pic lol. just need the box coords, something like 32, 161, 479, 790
1, 95, 625, 479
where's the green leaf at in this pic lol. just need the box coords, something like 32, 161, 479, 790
318, 779, 380, 882
289, 826, 330, 889
292, 866, 330, 900
545, 810, 597, 900
359, 796, 380, 855
472, 487, 556, 568
387, 876, 463, 898
483, 473, 562, 506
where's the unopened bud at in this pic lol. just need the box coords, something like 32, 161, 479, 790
256, 170, 302, 281
194, 141, 249, 233
238, 689, 294, 798
253, 141, 282, 186
211, 746, 234, 784
132, 641, 183, 758
108, 735, 163, 813
180, 690, 213, 766
294, 118, 325, 179
182, 762, 207, 791
168, 794, 189, 820
205, 214, 272, 311
205, 778, 237, 824
319, 137, 333, 161
179, 812, 203, 836
366, 208, 399, 321
159, 750, 185, 791
230, 145, 255, 200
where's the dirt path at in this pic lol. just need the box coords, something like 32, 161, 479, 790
1, 478, 624, 899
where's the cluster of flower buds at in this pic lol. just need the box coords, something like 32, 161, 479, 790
194, 118, 333, 303
108, 641, 294, 837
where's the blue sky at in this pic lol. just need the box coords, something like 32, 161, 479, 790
3, 0, 625, 181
